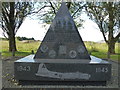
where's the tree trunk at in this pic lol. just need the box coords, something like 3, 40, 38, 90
107, 2, 115, 54
9, 32, 17, 52
107, 41, 115, 54
8, 2, 17, 52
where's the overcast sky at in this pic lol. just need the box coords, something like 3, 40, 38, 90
0, 11, 104, 42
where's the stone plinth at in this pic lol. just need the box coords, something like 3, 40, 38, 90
14, 55, 111, 83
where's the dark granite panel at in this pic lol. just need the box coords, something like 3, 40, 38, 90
34, 3, 90, 60
14, 61, 111, 81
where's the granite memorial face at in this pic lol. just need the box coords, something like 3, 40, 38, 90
14, 3, 111, 85
34, 2, 91, 60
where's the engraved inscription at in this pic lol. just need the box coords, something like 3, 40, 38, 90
96, 67, 108, 73
17, 66, 31, 72
59, 45, 66, 55
69, 50, 77, 58
49, 50, 56, 58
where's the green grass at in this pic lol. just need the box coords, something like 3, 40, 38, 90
1, 40, 40, 57
0, 40, 120, 61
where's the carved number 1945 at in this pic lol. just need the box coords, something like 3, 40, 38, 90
96, 67, 108, 73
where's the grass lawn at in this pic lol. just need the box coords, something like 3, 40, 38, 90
85, 41, 120, 61
0, 40, 119, 61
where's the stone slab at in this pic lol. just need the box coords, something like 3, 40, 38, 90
14, 55, 111, 81
34, 3, 91, 60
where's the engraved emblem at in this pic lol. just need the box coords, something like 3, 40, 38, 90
59, 45, 66, 55
77, 45, 85, 53
49, 50, 56, 58
69, 50, 77, 58
40, 45, 48, 53
36, 63, 91, 80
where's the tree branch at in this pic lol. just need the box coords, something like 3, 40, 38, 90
15, 2, 29, 19
72, 4, 86, 17
24, 5, 50, 17
49, 2, 56, 14
67, 2, 71, 9
2, 4, 9, 17
2, 24, 9, 36
98, 21, 108, 43
2, 8, 9, 24
2, 32, 8, 39
15, 17, 24, 34
114, 32, 120, 42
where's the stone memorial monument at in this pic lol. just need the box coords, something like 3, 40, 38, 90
14, 2, 111, 85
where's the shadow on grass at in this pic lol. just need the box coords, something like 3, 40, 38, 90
91, 51, 120, 61
2, 50, 119, 61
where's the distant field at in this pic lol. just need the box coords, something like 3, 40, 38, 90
0, 40, 119, 61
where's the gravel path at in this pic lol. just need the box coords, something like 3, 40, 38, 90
1, 57, 119, 89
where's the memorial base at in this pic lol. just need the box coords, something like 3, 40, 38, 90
14, 55, 111, 85
19, 81, 106, 86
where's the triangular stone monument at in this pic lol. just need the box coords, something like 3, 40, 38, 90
34, 2, 90, 60
15, 2, 111, 85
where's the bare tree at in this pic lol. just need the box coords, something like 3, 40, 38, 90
85, 2, 120, 54
1, 2, 48, 52
1, 1, 86, 53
